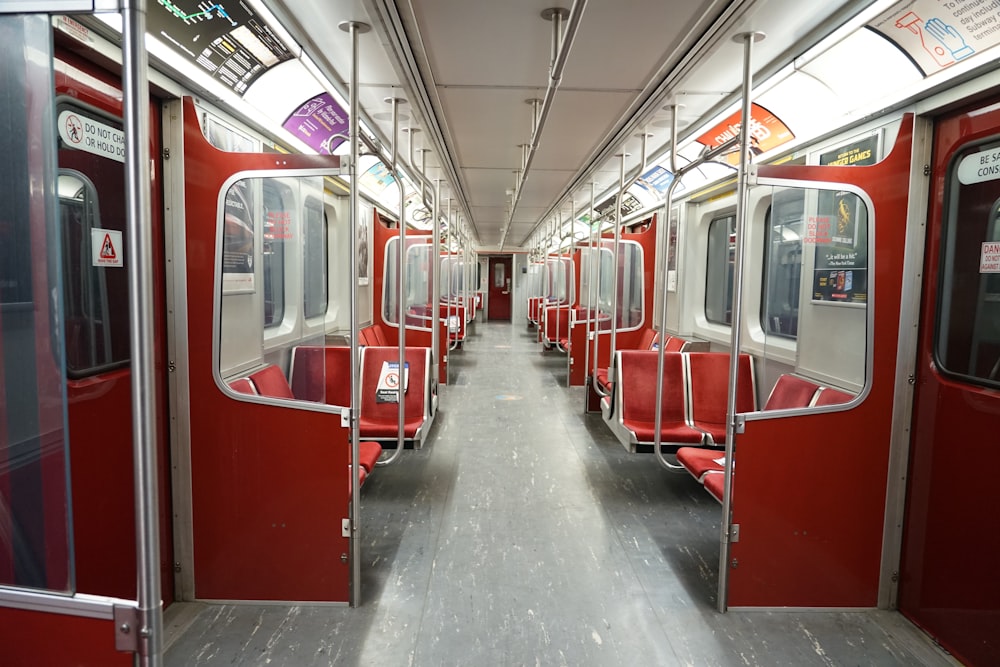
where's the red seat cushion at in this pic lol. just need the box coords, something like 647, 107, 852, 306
676, 447, 725, 481
356, 441, 383, 473
703, 471, 725, 503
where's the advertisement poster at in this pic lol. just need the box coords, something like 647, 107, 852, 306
868, 0, 997, 76
818, 134, 879, 168
695, 103, 794, 165
594, 192, 643, 223
282, 92, 349, 154
222, 180, 255, 293
811, 190, 868, 304
148, 0, 294, 95
635, 165, 675, 196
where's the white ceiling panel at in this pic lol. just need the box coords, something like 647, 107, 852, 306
408, 0, 557, 88
529, 90, 636, 171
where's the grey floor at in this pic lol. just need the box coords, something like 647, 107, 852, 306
164, 321, 958, 666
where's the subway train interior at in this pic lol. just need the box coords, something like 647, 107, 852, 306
1, 0, 999, 665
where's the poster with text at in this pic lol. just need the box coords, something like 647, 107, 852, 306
811, 190, 868, 304
223, 179, 255, 293
282, 92, 349, 155
868, 0, 999, 77
695, 103, 794, 165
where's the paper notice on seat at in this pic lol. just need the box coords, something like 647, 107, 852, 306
376, 361, 409, 403
713, 457, 726, 466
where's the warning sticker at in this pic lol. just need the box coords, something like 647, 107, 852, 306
59, 110, 125, 163
981, 241, 1000, 273
375, 361, 409, 403
92, 228, 124, 268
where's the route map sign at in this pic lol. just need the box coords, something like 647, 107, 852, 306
148, 0, 294, 95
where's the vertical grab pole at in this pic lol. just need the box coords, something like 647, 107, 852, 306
122, 1, 161, 663
718, 31, 765, 613
432, 180, 442, 387
337, 19, 370, 607
379, 95, 407, 467
583, 183, 595, 397
607, 153, 626, 385
654, 105, 685, 472
444, 199, 452, 384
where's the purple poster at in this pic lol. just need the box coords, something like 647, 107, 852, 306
283, 93, 349, 154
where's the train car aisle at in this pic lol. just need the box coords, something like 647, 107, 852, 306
164, 323, 954, 666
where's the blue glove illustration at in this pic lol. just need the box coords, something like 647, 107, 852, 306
926, 18, 974, 60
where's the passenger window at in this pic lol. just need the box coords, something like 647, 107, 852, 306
937, 141, 1000, 387
383, 237, 434, 329
762, 190, 805, 338
706, 214, 736, 325
302, 197, 327, 319
262, 180, 290, 328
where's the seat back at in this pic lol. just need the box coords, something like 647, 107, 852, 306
359, 346, 431, 434
813, 386, 854, 407
686, 353, 756, 441
248, 364, 295, 400
618, 350, 687, 424
228, 378, 257, 395
764, 374, 820, 410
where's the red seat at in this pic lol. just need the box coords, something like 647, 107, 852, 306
228, 378, 258, 395
604, 350, 703, 451
703, 471, 725, 503
764, 374, 820, 410
676, 448, 726, 482
813, 386, 854, 406
359, 346, 434, 445
686, 353, 757, 445
248, 365, 295, 399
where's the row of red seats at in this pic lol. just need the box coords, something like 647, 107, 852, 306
676, 374, 854, 502
593, 329, 697, 395
601, 350, 757, 453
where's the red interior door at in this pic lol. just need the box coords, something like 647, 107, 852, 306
182, 97, 351, 602
898, 101, 1000, 667
488, 257, 512, 320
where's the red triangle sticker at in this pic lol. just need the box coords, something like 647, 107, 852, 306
100, 233, 117, 260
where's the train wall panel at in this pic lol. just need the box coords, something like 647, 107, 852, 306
0, 607, 131, 667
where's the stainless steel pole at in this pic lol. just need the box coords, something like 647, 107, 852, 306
337, 18, 370, 608
122, 1, 161, 663
718, 30, 765, 614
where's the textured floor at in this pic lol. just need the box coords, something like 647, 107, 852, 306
164, 321, 957, 666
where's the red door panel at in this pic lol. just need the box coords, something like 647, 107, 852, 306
898, 101, 1000, 667
727, 117, 914, 607
488, 257, 512, 320
182, 97, 350, 601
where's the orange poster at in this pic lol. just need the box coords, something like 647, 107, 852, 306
696, 103, 794, 164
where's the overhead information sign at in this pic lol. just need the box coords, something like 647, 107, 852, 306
868, 0, 995, 76
148, 0, 294, 95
